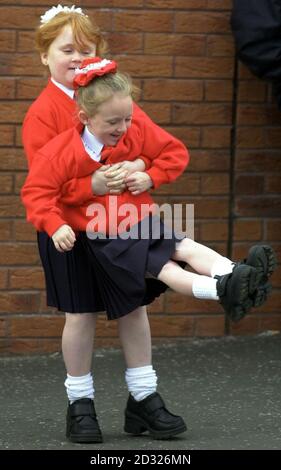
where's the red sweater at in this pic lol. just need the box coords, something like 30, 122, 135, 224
22, 118, 189, 237
22, 79, 153, 205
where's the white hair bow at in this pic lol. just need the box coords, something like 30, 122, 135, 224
40, 4, 86, 24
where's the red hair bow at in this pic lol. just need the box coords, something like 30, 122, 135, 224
73, 57, 117, 89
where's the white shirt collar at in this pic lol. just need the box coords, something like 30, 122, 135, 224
81, 126, 104, 162
51, 77, 75, 99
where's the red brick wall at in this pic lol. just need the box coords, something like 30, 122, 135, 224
0, 0, 280, 354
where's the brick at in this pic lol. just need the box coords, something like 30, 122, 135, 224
114, 54, 172, 77
0, 6, 43, 28
107, 32, 143, 54
149, 315, 194, 337
113, 0, 142, 6
236, 150, 281, 172
0, 53, 42, 76
17, 31, 35, 52
238, 62, 257, 80
13, 220, 36, 242
271, 265, 281, 288
205, 80, 233, 101
235, 196, 281, 217
171, 197, 229, 218
188, 150, 230, 172
237, 104, 281, 126
238, 81, 268, 103
146, 0, 206, 8
10, 316, 64, 337
175, 11, 231, 34
96, 317, 118, 337
15, 126, 22, 147
233, 220, 263, 242
0, 318, 6, 336
0, 338, 62, 355
266, 221, 281, 241
200, 221, 228, 241
254, 291, 281, 314
139, 102, 171, 124
0, 149, 27, 171
16, 77, 47, 99
0, 269, 8, 289
166, 291, 222, 314
207, 0, 232, 9
235, 175, 264, 195
0, 221, 12, 240
0, 292, 40, 313
14, 173, 26, 195
173, 103, 232, 125
266, 128, 281, 148
0, 102, 30, 124
0, 173, 13, 193
162, 127, 200, 148
229, 315, 260, 336
201, 127, 231, 148
201, 174, 229, 194
0, 243, 39, 265
194, 316, 225, 336
155, 174, 200, 195
259, 314, 281, 332
143, 79, 203, 101
144, 34, 205, 56
0, 30, 16, 52
0, 78, 16, 99
0, 196, 25, 217
0, 125, 14, 146
9, 267, 45, 289
175, 57, 234, 79
236, 128, 266, 149
207, 34, 234, 57
114, 11, 173, 32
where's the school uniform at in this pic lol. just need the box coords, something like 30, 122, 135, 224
22, 118, 189, 318
22, 80, 155, 313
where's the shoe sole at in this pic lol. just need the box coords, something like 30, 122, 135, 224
124, 412, 187, 440
246, 245, 277, 307
227, 264, 259, 322
66, 433, 103, 443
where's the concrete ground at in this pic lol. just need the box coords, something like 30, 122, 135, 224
0, 333, 280, 451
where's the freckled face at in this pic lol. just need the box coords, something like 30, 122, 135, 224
41, 25, 96, 89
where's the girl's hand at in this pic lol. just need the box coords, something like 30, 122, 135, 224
91, 165, 112, 195
125, 172, 153, 195
105, 163, 128, 195
52, 224, 76, 252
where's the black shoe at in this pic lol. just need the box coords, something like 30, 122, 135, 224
215, 264, 259, 322
66, 398, 103, 443
124, 392, 187, 440
244, 245, 277, 307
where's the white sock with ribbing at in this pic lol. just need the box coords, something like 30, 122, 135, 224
125, 365, 157, 402
64, 372, 94, 404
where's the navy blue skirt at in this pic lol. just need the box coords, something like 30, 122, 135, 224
79, 216, 184, 320
37, 231, 105, 313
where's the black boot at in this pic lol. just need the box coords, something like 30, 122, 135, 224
244, 245, 277, 307
124, 392, 187, 440
66, 398, 103, 443
215, 263, 259, 322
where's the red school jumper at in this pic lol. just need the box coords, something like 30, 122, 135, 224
22, 117, 189, 238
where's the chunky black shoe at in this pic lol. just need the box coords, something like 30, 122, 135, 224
124, 392, 187, 440
244, 245, 277, 307
66, 398, 103, 443
215, 264, 259, 322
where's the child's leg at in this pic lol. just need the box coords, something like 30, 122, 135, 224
62, 312, 102, 443
171, 238, 234, 277
118, 306, 186, 439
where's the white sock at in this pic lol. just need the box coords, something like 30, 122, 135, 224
125, 365, 157, 402
210, 257, 235, 278
192, 275, 219, 300
64, 372, 94, 404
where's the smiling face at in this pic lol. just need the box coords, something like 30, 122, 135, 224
80, 93, 133, 146
41, 25, 96, 89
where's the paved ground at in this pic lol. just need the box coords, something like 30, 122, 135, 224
0, 333, 280, 450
